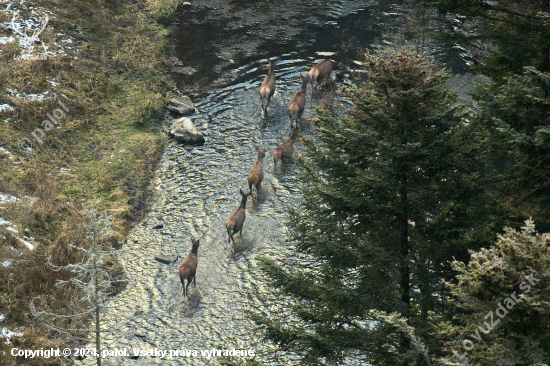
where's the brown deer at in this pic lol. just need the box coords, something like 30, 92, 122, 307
225, 189, 251, 244
288, 74, 308, 127
179, 238, 200, 297
259, 58, 278, 116
318, 83, 337, 111
248, 147, 266, 195
308, 59, 343, 91
273, 126, 299, 168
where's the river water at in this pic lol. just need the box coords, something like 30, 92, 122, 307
90, 1, 467, 365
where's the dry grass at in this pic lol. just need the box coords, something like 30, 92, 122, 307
0, 0, 183, 363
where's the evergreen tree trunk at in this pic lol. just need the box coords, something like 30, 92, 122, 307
399, 115, 411, 360
400, 115, 411, 312
399, 173, 410, 310
543, 0, 550, 72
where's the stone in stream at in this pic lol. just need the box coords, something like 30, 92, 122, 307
168, 117, 205, 145
151, 220, 163, 229
166, 95, 195, 116
154, 254, 181, 264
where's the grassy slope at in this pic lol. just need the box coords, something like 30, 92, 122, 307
0, 0, 181, 364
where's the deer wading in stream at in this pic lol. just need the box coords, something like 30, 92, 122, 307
288, 74, 308, 127
260, 58, 278, 117
225, 189, 251, 244
179, 238, 200, 297
273, 125, 300, 168
318, 82, 337, 111
248, 147, 266, 195
308, 59, 343, 92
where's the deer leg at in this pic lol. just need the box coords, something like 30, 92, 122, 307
181, 277, 185, 296
186, 281, 191, 297
193, 274, 196, 287
249, 182, 253, 195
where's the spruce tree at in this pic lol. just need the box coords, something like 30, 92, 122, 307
251, 49, 493, 365
433, 219, 550, 365
472, 67, 550, 231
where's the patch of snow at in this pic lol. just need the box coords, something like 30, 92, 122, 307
47, 77, 58, 87
0, 147, 14, 159
0, 104, 14, 112
1, 2, 73, 62
6, 87, 49, 101
0, 193, 17, 203
0, 36, 14, 44
20, 238, 34, 250
1, 261, 11, 267
0, 327, 23, 345
0, 217, 18, 235
0, 314, 4, 322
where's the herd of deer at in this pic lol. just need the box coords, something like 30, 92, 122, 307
178, 58, 344, 297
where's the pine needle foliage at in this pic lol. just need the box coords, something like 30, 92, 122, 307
251, 49, 493, 365
472, 67, 550, 231
433, 219, 550, 365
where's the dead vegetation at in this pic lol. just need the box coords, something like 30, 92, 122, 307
0, 0, 184, 363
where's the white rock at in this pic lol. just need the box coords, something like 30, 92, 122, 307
169, 117, 205, 145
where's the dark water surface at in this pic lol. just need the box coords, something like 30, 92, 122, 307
90, 1, 467, 365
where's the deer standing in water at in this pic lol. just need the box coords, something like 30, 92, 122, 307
308, 59, 343, 92
288, 74, 308, 127
179, 237, 200, 297
273, 126, 299, 168
225, 189, 251, 244
260, 58, 278, 117
318, 83, 337, 111
248, 147, 266, 195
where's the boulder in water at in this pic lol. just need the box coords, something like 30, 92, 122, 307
166, 96, 195, 116
169, 117, 205, 145
154, 254, 181, 264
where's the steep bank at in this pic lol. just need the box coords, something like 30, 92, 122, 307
0, 0, 184, 364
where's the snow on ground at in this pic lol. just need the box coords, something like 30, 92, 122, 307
0, 310, 21, 346
0, 146, 14, 158
0, 0, 76, 100
0, 0, 76, 60
0, 217, 18, 233
6, 87, 50, 101
19, 237, 34, 250
0, 216, 35, 250
0, 327, 23, 345
0, 192, 17, 203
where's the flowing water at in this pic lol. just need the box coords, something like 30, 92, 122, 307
90, 1, 467, 365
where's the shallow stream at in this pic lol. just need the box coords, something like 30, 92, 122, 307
92, 1, 467, 365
